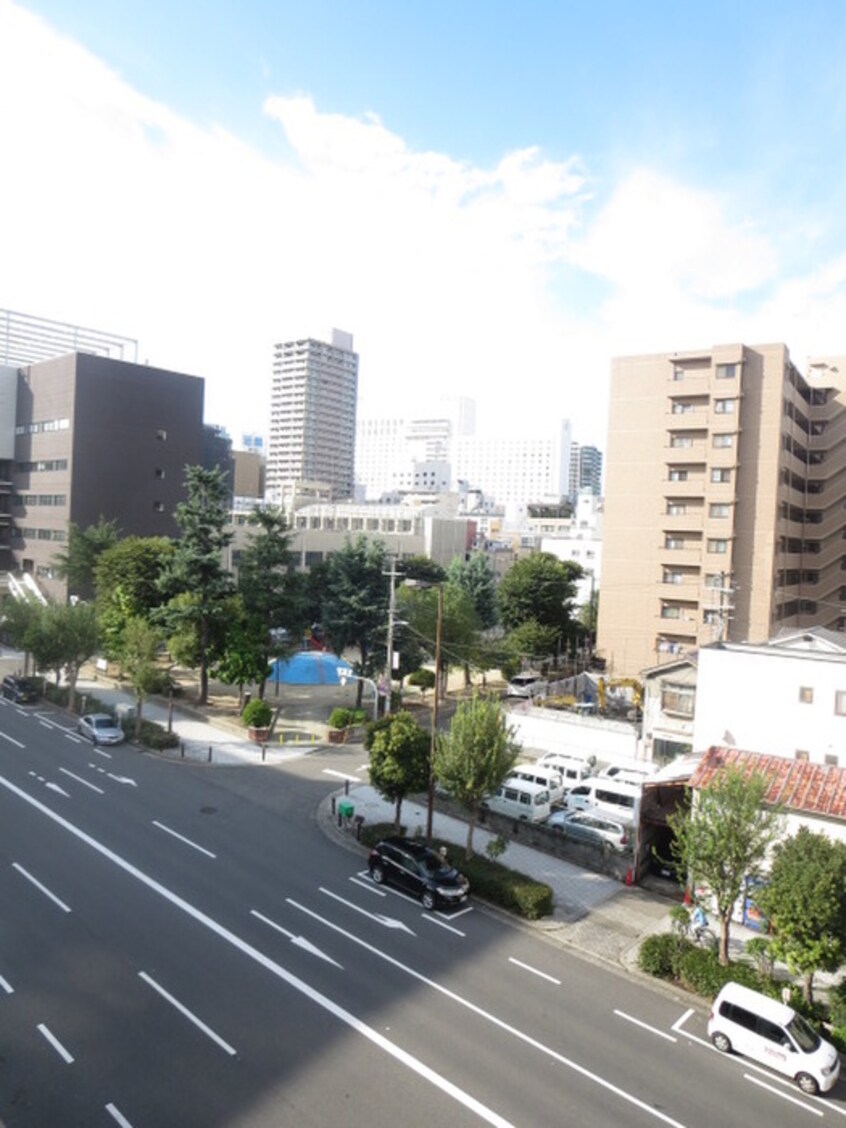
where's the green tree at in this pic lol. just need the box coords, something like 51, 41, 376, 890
497, 553, 583, 657
211, 599, 270, 708
434, 694, 520, 858
503, 620, 562, 672
398, 582, 481, 697
1, 599, 43, 672
756, 827, 846, 1004
400, 555, 447, 585
368, 710, 431, 831
26, 602, 99, 713
447, 553, 498, 630
95, 536, 174, 658
321, 537, 389, 705
157, 466, 234, 705
235, 507, 306, 698
53, 517, 121, 602
668, 767, 783, 965
120, 616, 163, 737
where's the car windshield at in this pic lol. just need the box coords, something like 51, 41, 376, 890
92, 717, 115, 730
787, 1013, 821, 1053
417, 854, 453, 880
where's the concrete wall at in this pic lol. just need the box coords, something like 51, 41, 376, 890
506, 703, 640, 765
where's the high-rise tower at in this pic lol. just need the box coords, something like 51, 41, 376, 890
267, 329, 358, 502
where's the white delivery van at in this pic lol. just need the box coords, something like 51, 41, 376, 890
482, 780, 551, 823
539, 753, 593, 791
564, 776, 641, 820
599, 761, 657, 786
506, 672, 548, 699
708, 982, 841, 1095
507, 762, 565, 803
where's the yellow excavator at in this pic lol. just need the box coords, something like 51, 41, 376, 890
597, 677, 643, 714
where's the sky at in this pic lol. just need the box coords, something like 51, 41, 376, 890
3, 1, 846, 451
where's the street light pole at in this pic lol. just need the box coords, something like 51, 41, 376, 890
426, 582, 444, 845
384, 556, 401, 713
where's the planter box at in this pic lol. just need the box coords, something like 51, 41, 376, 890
328, 728, 347, 744
248, 725, 270, 744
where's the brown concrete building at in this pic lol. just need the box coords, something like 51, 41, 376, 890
597, 344, 846, 677
5, 352, 204, 600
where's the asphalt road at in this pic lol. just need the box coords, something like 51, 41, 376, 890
1, 695, 845, 1127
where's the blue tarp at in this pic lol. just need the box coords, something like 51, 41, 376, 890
268, 650, 354, 686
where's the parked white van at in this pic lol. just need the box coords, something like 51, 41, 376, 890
708, 982, 840, 1095
538, 753, 593, 791
482, 780, 551, 823
506, 672, 548, 699
507, 763, 565, 803
564, 776, 641, 820
599, 761, 657, 786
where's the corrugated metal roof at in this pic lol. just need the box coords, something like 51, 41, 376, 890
689, 747, 846, 820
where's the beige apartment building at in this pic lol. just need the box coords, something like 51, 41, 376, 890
597, 343, 846, 677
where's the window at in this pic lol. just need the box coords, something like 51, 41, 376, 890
708, 538, 728, 553
709, 503, 730, 518
156, 429, 168, 441
799, 686, 814, 704
704, 573, 723, 588
670, 435, 693, 448
711, 468, 731, 483
795, 750, 809, 762
825, 753, 839, 767
716, 363, 737, 380
714, 399, 736, 414
155, 467, 166, 479
672, 402, 693, 414
660, 685, 695, 717
665, 536, 684, 550
836, 691, 846, 716
668, 469, 688, 482
712, 433, 733, 448
663, 570, 683, 584
153, 501, 165, 513
673, 366, 685, 381
667, 502, 686, 515
661, 605, 681, 619
703, 609, 720, 625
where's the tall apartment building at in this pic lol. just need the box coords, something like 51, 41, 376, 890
569, 443, 603, 499
267, 329, 358, 503
2, 352, 204, 601
597, 343, 846, 677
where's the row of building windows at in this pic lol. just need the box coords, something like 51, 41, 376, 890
666, 502, 730, 517
667, 468, 732, 483
13, 494, 67, 507
15, 459, 68, 473
672, 362, 739, 382
13, 527, 66, 541
15, 418, 70, 435
664, 536, 730, 552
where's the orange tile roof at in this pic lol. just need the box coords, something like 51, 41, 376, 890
689, 747, 846, 820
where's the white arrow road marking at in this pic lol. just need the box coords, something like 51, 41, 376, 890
45, 782, 70, 796
319, 886, 416, 933
250, 910, 343, 967
107, 774, 137, 787
59, 768, 105, 794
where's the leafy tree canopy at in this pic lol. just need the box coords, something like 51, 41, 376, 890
756, 827, 846, 1003
447, 553, 498, 630
53, 516, 121, 602
321, 537, 388, 693
434, 694, 520, 858
95, 536, 174, 659
368, 710, 431, 831
497, 553, 583, 651
668, 767, 783, 964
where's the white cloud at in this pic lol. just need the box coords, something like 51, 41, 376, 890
3, 1, 846, 458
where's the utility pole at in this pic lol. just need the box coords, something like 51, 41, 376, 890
426, 582, 444, 845
383, 556, 402, 712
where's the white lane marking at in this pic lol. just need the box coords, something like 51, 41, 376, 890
0, 974, 14, 994
45, 781, 70, 797
671, 1008, 695, 1033
350, 875, 385, 895
93, 748, 113, 759
138, 972, 237, 1056
286, 898, 690, 1128
152, 821, 216, 858
12, 863, 71, 912
320, 886, 416, 933
508, 957, 561, 985
423, 914, 466, 937
59, 768, 105, 794
322, 769, 362, 781
37, 1023, 74, 1063
0, 731, 25, 748
0, 774, 513, 1128
614, 1009, 677, 1043
107, 774, 137, 787
743, 1073, 823, 1115
250, 910, 343, 967
106, 1103, 134, 1127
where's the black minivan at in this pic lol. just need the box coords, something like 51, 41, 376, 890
368, 837, 470, 910
1, 675, 38, 704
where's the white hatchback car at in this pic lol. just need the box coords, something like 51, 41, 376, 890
77, 713, 126, 745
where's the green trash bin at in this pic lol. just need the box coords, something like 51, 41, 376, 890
338, 800, 354, 820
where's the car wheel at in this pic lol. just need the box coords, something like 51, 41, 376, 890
796, 1073, 819, 1096
422, 890, 436, 911
711, 1032, 732, 1054
370, 864, 385, 885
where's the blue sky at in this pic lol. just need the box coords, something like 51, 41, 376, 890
4, 0, 846, 449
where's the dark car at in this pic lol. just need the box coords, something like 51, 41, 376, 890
368, 837, 470, 911
1, 675, 38, 704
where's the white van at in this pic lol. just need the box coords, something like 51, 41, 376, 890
538, 753, 593, 791
506, 672, 548, 699
599, 761, 657, 786
482, 780, 551, 823
507, 762, 565, 803
564, 776, 641, 820
708, 982, 840, 1095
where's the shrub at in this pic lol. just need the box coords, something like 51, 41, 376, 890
242, 698, 273, 728
677, 947, 731, 996
638, 933, 687, 980
408, 668, 435, 691
328, 706, 365, 729
136, 719, 180, 750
